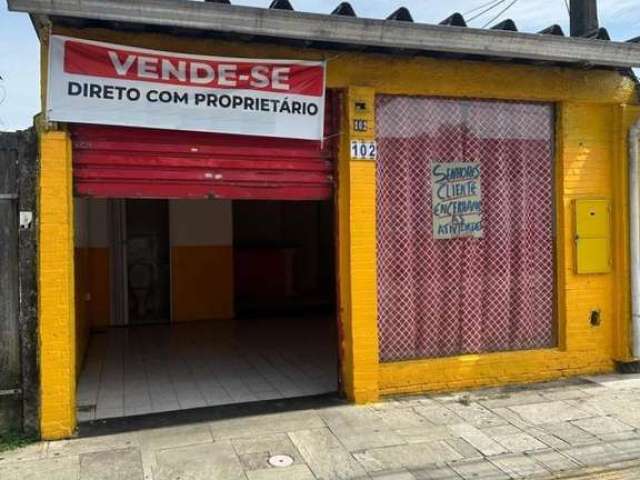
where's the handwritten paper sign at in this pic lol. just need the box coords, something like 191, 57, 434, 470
431, 162, 484, 240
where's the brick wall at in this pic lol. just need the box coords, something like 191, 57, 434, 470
39, 131, 76, 439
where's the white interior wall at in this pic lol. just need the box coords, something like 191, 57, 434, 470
169, 200, 233, 246
87, 199, 109, 248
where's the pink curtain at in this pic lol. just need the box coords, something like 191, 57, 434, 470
376, 96, 555, 362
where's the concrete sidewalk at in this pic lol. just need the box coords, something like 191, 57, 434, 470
3, 374, 640, 479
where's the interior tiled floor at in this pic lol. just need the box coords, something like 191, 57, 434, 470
76, 316, 338, 421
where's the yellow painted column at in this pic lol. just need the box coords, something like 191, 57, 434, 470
338, 87, 380, 403
39, 130, 77, 439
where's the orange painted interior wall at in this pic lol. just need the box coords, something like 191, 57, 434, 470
171, 245, 234, 321
74, 246, 111, 374
74, 248, 89, 378
87, 248, 111, 328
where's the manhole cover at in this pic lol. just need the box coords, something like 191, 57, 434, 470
268, 455, 294, 468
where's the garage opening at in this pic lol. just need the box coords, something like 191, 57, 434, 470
75, 197, 337, 421
72, 99, 340, 421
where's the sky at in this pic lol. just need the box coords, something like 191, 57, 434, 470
1, 0, 639, 131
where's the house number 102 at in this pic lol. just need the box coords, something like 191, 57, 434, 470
350, 140, 377, 160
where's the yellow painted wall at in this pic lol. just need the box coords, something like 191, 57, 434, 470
36, 24, 640, 438
376, 102, 633, 395
39, 131, 76, 439
338, 87, 380, 403
376, 101, 640, 395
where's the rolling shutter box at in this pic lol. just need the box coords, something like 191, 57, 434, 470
71, 93, 338, 201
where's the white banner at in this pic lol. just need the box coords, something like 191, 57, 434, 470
47, 35, 326, 140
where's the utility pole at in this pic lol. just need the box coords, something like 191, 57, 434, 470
569, 0, 599, 37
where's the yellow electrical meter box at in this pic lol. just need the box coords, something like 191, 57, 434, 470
574, 199, 611, 274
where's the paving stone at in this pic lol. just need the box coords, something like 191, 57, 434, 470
508, 401, 593, 425
378, 408, 434, 430
539, 422, 599, 446
431, 392, 470, 404
0, 456, 80, 480
571, 465, 640, 480
444, 438, 482, 459
539, 387, 591, 401
444, 403, 507, 429
246, 464, 316, 480
525, 427, 570, 450
8, 375, 640, 480
575, 393, 632, 415
563, 398, 610, 417
480, 425, 522, 439
210, 410, 325, 440
449, 458, 510, 480
372, 400, 408, 410
489, 453, 549, 478
414, 407, 466, 426
491, 408, 532, 430
79, 447, 144, 480
47, 432, 138, 458
288, 428, 368, 479
613, 412, 640, 430
447, 424, 507, 457
154, 441, 245, 480
395, 426, 454, 445
238, 451, 273, 471
370, 469, 418, 479
138, 423, 215, 478
352, 450, 386, 472
562, 443, 630, 468
527, 450, 580, 473
139, 423, 213, 452
0, 442, 47, 464
412, 465, 463, 479
231, 432, 300, 457
356, 441, 463, 472
491, 432, 548, 453
319, 405, 382, 432
583, 374, 640, 390
572, 417, 635, 436
389, 397, 441, 410
477, 392, 548, 409
610, 438, 640, 456
597, 431, 640, 442
331, 425, 406, 451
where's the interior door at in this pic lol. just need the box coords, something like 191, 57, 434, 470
125, 199, 171, 324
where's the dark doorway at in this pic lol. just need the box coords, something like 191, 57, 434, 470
125, 200, 170, 324
232, 200, 335, 317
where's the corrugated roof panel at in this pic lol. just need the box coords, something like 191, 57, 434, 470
387, 7, 413, 23
440, 13, 467, 28
269, 0, 293, 11
582, 27, 611, 40
9, 0, 640, 68
539, 25, 565, 36
491, 19, 518, 32
331, 2, 356, 17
